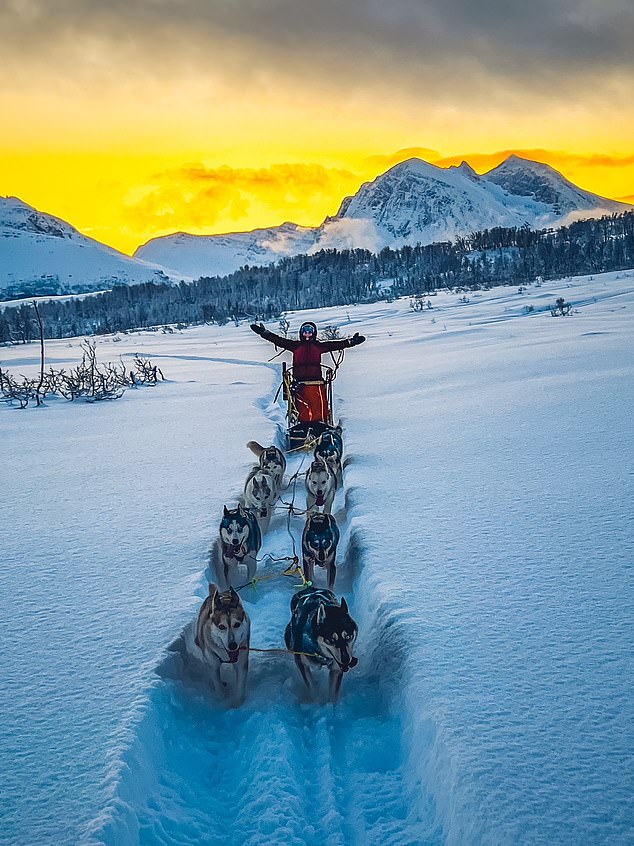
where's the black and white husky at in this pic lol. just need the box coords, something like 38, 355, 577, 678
314, 425, 344, 485
302, 512, 340, 590
194, 583, 250, 706
285, 586, 358, 703
218, 504, 262, 588
305, 456, 337, 514
243, 467, 277, 533
247, 441, 286, 492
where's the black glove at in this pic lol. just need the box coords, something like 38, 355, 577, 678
349, 332, 366, 346
250, 323, 265, 336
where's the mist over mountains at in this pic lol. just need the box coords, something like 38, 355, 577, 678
1, 155, 630, 298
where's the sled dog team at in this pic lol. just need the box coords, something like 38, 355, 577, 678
193, 426, 358, 706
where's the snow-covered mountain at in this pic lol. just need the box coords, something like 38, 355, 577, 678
0, 196, 181, 299
135, 222, 318, 280
136, 155, 630, 278
334, 157, 530, 246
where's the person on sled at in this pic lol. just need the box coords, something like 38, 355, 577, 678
250, 320, 365, 424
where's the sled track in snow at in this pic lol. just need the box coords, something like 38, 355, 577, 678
84, 375, 436, 846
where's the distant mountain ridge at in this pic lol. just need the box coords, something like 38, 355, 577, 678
136, 155, 630, 278
2, 156, 630, 298
0, 196, 181, 299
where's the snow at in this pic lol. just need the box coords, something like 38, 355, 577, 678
134, 223, 318, 280
1, 270, 633, 845
0, 197, 184, 295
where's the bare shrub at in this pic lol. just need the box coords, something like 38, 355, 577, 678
550, 297, 572, 317
1, 340, 164, 409
321, 325, 341, 340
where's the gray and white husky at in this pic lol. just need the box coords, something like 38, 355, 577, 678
314, 425, 344, 486
284, 586, 358, 703
219, 504, 262, 588
195, 583, 250, 706
243, 467, 277, 533
247, 441, 287, 492
305, 455, 337, 514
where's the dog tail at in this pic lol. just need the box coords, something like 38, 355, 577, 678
247, 440, 265, 458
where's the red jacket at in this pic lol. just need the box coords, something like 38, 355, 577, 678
259, 328, 352, 382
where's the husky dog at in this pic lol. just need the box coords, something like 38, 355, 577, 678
314, 425, 344, 485
195, 583, 250, 706
247, 441, 287, 492
243, 468, 277, 533
219, 504, 262, 588
284, 586, 358, 702
305, 456, 337, 514
302, 512, 340, 590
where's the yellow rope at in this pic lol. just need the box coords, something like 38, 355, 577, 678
236, 557, 311, 592
283, 368, 299, 424
286, 434, 321, 453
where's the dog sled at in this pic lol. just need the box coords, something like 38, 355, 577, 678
280, 362, 335, 450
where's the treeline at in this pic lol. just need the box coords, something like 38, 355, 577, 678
1, 211, 633, 343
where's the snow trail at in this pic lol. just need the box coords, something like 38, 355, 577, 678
84, 376, 435, 846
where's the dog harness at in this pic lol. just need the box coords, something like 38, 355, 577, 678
285, 586, 340, 666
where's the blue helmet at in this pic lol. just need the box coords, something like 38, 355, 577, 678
299, 321, 317, 340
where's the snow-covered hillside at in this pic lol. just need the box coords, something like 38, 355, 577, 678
0, 197, 183, 298
136, 156, 630, 278
135, 221, 317, 280
2, 269, 633, 845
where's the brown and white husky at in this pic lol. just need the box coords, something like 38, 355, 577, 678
194, 583, 250, 706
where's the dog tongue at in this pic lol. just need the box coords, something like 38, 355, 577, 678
316, 493, 324, 506
228, 649, 240, 663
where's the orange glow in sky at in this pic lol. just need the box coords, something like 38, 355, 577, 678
3, 3, 634, 255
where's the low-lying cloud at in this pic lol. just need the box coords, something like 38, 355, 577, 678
125, 162, 362, 243
311, 218, 383, 254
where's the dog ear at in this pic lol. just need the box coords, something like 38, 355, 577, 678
316, 603, 326, 625
229, 587, 240, 602
223, 505, 230, 517
238, 503, 245, 515
208, 582, 218, 597
340, 596, 349, 614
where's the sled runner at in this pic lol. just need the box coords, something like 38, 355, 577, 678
281, 362, 335, 450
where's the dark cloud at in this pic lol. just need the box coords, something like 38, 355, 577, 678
2, 0, 634, 99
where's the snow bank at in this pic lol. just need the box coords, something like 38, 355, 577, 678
2, 271, 633, 845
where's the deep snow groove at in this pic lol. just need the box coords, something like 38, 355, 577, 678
84, 383, 433, 846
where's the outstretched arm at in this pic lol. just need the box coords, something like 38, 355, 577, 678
250, 323, 298, 351
318, 332, 366, 352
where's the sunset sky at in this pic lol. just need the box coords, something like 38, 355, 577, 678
3, 0, 634, 255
